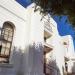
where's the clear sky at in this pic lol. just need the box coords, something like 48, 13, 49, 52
16, 0, 75, 48
53, 16, 75, 48
16, 0, 31, 7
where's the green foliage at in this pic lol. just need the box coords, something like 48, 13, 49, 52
31, 0, 75, 27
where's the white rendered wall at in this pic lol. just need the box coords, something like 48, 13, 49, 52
21, 4, 44, 75
62, 35, 75, 73
0, 0, 31, 75
61, 35, 75, 57
0, 1, 68, 75
46, 20, 65, 75
0, 1, 44, 75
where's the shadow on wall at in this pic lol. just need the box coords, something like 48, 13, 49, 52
11, 47, 24, 75
0, 47, 24, 75
11, 43, 44, 75
72, 62, 75, 74
11, 43, 61, 75
45, 59, 61, 75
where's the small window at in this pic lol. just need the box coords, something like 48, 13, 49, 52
65, 62, 68, 72
0, 22, 14, 63
44, 37, 46, 42
63, 42, 67, 45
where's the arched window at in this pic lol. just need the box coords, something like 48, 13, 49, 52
0, 22, 14, 63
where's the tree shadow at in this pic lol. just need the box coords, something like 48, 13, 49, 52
12, 44, 61, 75
11, 47, 24, 75
45, 59, 61, 75
71, 61, 75, 75
11, 43, 44, 75
0, 43, 62, 75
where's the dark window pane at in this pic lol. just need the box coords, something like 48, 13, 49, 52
4, 35, 8, 40
5, 48, 9, 55
2, 42, 6, 47
1, 47, 5, 55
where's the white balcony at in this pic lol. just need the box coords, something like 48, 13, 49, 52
44, 21, 52, 32
44, 42, 53, 53
44, 17, 53, 37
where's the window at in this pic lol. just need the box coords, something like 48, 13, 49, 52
0, 22, 14, 63
44, 37, 46, 42
65, 62, 68, 72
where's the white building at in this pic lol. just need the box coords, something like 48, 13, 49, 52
61, 35, 75, 74
0, 0, 74, 75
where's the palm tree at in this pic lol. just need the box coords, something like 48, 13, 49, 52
31, 0, 75, 27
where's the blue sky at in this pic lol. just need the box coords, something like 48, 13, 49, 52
16, 0, 75, 48
53, 16, 74, 36
53, 16, 75, 47
16, 0, 31, 7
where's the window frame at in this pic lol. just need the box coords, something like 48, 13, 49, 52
0, 22, 15, 63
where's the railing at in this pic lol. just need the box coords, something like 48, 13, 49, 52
44, 21, 53, 32
44, 17, 53, 33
